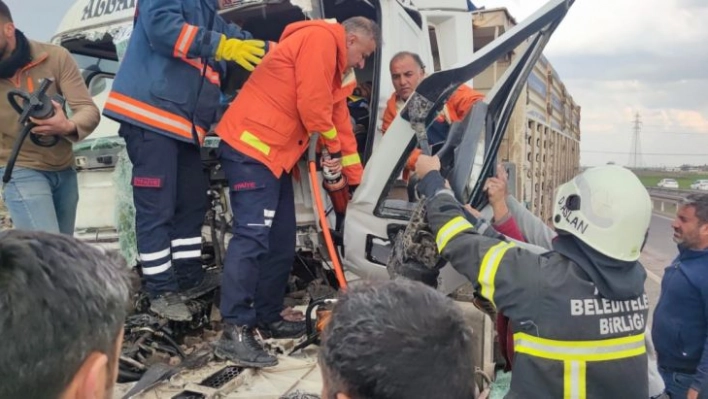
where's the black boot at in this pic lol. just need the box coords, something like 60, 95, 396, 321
213, 324, 278, 368
258, 319, 306, 339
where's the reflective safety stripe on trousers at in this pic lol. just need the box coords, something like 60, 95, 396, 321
172, 236, 202, 260
514, 332, 646, 399
140, 247, 172, 275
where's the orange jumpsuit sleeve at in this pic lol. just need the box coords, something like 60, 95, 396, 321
333, 99, 363, 185
448, 85, 485, 120
381, 94, 398, 134
295, 31, 341, 155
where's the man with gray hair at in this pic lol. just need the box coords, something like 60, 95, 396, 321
318, 279, 476, 399
0, 230, 131, 399
653, 194, 708, 399
213, 16, 379, 367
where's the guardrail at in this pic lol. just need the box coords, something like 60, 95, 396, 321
648, 187, 706, 196
646, 187, 700, 213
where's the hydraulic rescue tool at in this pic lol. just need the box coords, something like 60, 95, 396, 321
3, 78, 65, 184
290, 134, 348, 355
320, 147, 349, 215
307, 133, 348, 290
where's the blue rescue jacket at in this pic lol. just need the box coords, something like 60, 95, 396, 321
103, 0, 251, 144
652, 246, 708, 390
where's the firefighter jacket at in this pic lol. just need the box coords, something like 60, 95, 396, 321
103, 0, 252, 144
419, 171, 650, 399
215, 20, 364, 185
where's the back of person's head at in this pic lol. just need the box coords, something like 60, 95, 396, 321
342, 16, 381, 47
319, 279, 476, 399
552, 165, 651, 261
0, 230, 131, 399
0, 1, 12, 23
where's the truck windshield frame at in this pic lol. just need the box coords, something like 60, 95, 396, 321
373, 0, 575, 219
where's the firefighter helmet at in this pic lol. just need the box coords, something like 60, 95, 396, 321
552, 165, 651, 262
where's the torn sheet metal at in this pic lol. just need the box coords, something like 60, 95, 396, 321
221, 0, 320, 18
52, 0, 135, 43
290, 0, 315, 15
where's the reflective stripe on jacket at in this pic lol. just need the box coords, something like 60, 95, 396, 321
103, 0, 252, 143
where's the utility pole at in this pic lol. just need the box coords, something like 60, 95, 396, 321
629, 112, 642, 169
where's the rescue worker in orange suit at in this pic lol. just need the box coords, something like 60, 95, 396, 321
381, 51, 484, 178
103, 0, 270, 320
212, 17, 379, 367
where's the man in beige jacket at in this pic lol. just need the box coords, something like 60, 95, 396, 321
0, 0, 99, 234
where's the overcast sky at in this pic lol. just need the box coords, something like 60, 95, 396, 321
7, 0, 708, 167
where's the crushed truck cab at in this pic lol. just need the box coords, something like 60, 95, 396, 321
51, 0, 482, 292
51, 0, 575, 397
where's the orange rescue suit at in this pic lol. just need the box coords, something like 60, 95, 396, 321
215, 20, 363, 185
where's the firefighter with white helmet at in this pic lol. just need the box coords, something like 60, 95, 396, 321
406, 156, 652, 399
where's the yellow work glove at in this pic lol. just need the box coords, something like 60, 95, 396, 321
214, 34, 266, 71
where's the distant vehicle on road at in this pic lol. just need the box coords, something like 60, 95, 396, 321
658, 178, 679, 189
690, 179, 708, 190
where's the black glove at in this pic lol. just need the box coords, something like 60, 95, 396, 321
416, 171, 447, 198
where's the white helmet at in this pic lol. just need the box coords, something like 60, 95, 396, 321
552, 165, 651, 262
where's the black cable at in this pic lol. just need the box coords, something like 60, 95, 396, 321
155, 332, 187, 358
118, 367, 143, 382
2, 124, 33, 183
3, 79, 62, 183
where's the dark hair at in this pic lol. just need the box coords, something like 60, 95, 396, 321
0, 1, 12, 23
390, 51, 426, 72
683, 193, 708, 224
319, 279, 476, 399
0, 230, 132, 399
342, 16, 381, 47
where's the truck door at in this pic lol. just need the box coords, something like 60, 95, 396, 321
343, 0, 575, 294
